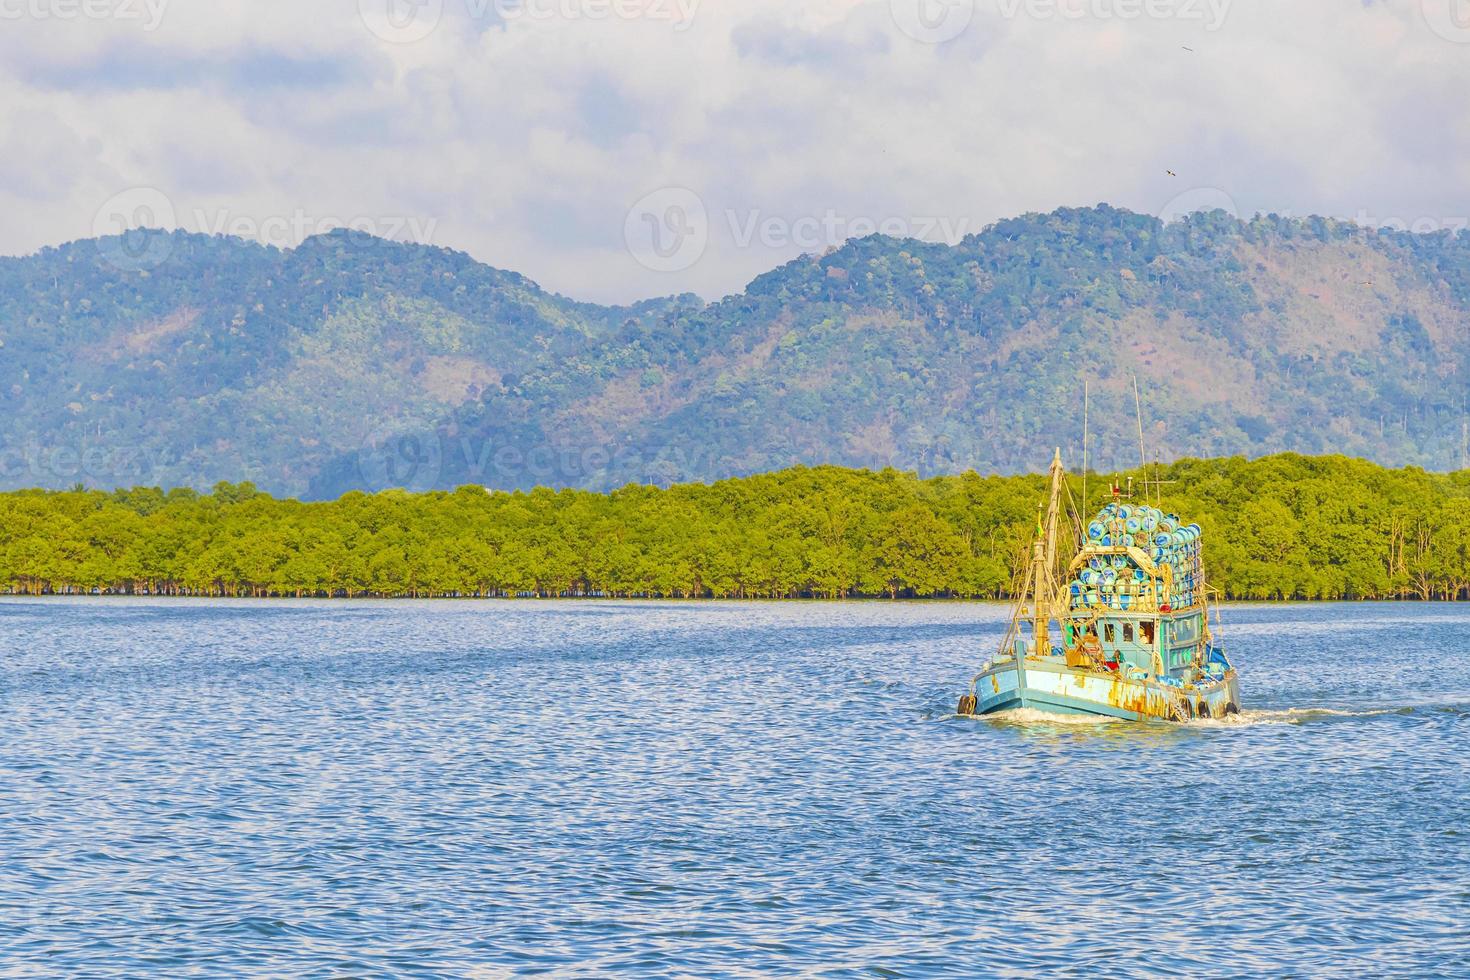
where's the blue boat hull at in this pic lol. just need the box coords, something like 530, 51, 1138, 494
968, 657, 1240, 722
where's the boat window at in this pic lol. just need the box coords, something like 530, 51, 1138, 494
1103, 623, 1114, 643
1141, 622, 1155, 644
1122, 623, 1134, 643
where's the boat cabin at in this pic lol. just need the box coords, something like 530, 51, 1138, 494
1058, 502, 1211, 681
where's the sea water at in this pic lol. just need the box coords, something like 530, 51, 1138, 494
1, 599, 1466, 976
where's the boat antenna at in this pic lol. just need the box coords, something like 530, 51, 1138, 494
1133, 373, 1164, 504
1132, 374, 1148, 482
1082, 380, 1089, 515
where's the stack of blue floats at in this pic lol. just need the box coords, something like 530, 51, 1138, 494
1067, 503, 1201, 612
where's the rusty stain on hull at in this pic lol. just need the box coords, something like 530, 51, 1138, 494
963, 656, 1241, 723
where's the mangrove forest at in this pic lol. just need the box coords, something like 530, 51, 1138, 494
2, 453, 1470, 601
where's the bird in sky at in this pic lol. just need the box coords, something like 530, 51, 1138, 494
1182, 45, 1195, 52
1166, 170, 1177, 177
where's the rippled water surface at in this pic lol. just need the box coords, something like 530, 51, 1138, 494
2, 599, 1468, 977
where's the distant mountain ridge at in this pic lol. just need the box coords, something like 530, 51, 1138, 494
2, 205, 1468, 498
0, 230, 698, 494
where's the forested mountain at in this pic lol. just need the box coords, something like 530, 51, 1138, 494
4, 206, 1470, 498
0, 229, 696, 495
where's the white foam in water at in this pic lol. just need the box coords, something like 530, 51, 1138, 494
960, 706, 1409, 729
1188, 706, 1406, 727
981, 707, 1119, 726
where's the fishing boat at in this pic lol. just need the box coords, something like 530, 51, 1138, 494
957, 450, 1240, 722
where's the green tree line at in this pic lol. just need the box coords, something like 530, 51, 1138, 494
3, 453, 1469, 601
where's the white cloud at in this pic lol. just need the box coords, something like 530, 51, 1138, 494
0, 0, 1467, 303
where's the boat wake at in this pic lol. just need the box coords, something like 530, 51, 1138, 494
948, 705, 1428, 728
1186, 705, 1412, 727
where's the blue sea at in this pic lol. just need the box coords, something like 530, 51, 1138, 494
1, 599, 1466, 977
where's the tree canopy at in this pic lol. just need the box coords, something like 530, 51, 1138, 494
3, 453, 1468, 601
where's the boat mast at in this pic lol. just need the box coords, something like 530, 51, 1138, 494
1032, 448, 1065, 659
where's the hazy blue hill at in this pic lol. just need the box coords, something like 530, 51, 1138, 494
0, 230, 698, 493
378, 205, 1470, 495
4, 206, 1469, 497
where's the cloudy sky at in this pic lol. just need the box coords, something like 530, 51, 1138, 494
3, 0, 1469, 303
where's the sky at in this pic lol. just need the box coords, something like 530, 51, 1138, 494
2, 0, 1469, 304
